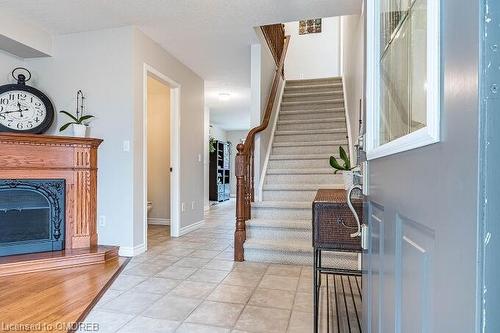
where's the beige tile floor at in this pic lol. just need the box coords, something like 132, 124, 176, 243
82, 200, 356, 333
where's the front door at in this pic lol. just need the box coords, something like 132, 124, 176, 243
362, 0, 481, 332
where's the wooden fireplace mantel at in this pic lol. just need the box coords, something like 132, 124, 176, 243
0, 133, 103, 250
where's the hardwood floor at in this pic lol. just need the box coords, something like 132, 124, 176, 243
0, 257, 128, 333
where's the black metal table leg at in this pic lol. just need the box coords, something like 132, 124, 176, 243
314, 248, 319, 333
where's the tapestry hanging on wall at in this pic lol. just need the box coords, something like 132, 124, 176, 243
299, 19, 322, 35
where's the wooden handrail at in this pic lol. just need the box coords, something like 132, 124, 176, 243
234, 31, 290, 262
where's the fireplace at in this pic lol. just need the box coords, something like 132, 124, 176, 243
0, 179, 65, 256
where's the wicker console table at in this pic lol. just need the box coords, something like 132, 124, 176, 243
312, 189, 363, 333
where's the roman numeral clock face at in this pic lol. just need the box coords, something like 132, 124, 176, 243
0, 87, 54, 134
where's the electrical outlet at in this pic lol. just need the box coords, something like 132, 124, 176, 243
191, 201, 195, 210
181, 202, 186, 212
198, 154, 202, 162
99, 216, 106, 227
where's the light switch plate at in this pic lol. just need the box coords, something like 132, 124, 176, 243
123, 140, 130, 152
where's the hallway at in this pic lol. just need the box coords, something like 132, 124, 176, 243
81, 200, 361, 332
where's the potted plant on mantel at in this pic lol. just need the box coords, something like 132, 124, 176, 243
59, 90, 94, 138
329, 146, 357, 190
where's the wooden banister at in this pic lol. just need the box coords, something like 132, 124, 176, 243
261, 24, 286, 68
234, 27, 290, 262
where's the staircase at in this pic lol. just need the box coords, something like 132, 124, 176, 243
243, 77, 358, 268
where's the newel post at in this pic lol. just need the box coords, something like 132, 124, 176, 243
234, 143, 246, 262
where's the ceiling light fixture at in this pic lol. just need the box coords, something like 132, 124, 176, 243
218, 93, 231, 101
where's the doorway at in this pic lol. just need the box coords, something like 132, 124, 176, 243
143, 64, 181, 248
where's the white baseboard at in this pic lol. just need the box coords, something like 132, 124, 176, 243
119, 243, 146, 257
179, 219, 205, 236
148, 218, 170, 225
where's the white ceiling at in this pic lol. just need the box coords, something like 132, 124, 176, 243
0, 0, 361, 130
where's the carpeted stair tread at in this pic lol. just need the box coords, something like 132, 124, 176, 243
281, 99, 344, 106
277, 117, 345, 125
275, 128, 346, 136
280, 108, 345, 115
285, 77, 342, 85
244, 239, 313, 253
262, 183, 343, 191
269, 153, 335, 160
272, 140, 346, 147
283, 91, 343, 99
252, 201, 311, 209
267, 168, 339, 175
246, 219, 312, 230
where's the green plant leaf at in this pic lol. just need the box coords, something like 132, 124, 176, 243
330, 156, 345, 173
59, 110, 79, 122
339, 146, 351, 170
59, 122, 75, 132
78, 115, 94, 123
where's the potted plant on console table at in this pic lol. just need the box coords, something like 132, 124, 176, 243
329, 146, 358, 190
59, 90, 94, 138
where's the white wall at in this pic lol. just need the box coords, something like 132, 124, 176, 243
203, 106, 210, 211
132, 28, 205, 246
0, 51, 26, 82
24, 27, 136, 250
226, 130, 249, 196
250, 29, 279, 197
147, 76, 171, 223
209, 124, 227, 142
284, 17, 341, 80
0, 10, 52, 58
341, 14, 365, 159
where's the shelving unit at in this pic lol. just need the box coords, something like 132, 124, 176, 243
209, 140, 231, 202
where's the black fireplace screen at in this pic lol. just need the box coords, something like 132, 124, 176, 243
0, 179, 65, 256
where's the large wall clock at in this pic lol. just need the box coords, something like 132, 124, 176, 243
0, 68, 54, 134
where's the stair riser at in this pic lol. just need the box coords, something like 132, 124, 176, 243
279, 111, 345, 121
272, 144, 346, 155
277, 121, 345, 131
268, 159, 331, 169
247, 227, 311, 242
265, 173, 342, 185
244, 248, 358, 267
282, 93, 343, 103
281, 101, 344, 111
263, 190, 320, 201
285, 85, 342, 93
274, 132, 347, 142
252, 207, 311, 220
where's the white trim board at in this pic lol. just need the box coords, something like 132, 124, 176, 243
341, 75, 355, 162
365, 0, 441, 160
119, 243, 146, 257
179, 220, 205, 236
148, 218, 171, 225
142, 63, 182, 249
257, 77, 286, 202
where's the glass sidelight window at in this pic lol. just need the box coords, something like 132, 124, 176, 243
366, 0, 440, 159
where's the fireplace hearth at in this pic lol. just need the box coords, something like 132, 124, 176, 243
0, 179, 65, 256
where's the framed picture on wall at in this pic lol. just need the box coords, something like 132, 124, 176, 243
299, 19, 322, 35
